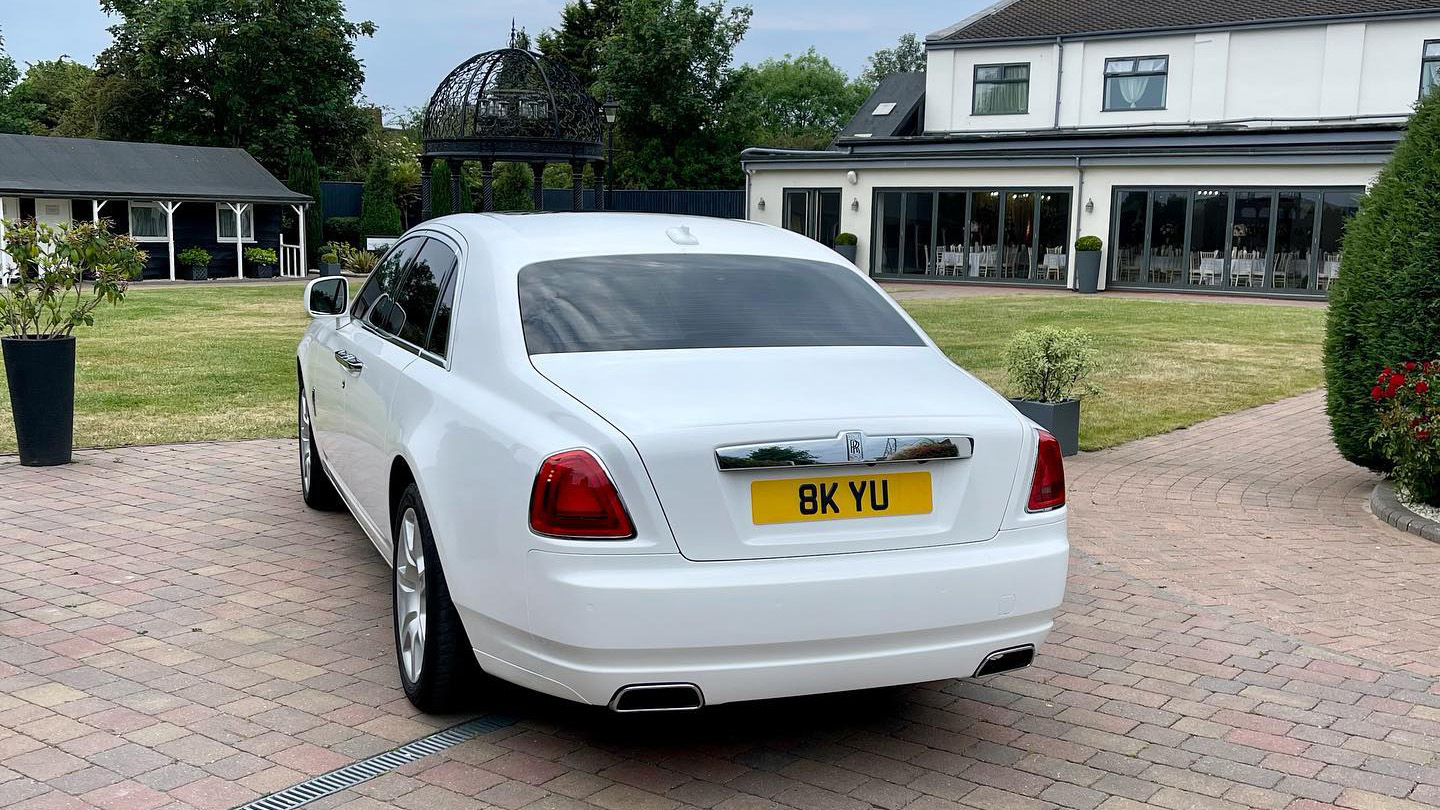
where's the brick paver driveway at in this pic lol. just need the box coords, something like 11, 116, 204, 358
2, 392, 1438, 810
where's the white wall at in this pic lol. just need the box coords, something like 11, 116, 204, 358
747, 161, 1381, 290
927, 16, 1440, 132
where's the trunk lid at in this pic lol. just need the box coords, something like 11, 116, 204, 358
531, 346, 1029, 561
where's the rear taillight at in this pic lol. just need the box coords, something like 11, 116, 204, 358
1026, 430, 1066, 512
529, 450, 636, 539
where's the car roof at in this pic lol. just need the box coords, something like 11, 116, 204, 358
420, 212, 842, 270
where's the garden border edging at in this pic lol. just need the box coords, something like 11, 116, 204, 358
1371, 480, 1440, 544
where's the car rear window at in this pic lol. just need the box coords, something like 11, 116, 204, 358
518, 255, 925, 354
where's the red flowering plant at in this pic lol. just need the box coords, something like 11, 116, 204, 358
1370, 360, 1440, 505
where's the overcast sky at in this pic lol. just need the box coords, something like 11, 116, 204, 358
2, 0, 976, 121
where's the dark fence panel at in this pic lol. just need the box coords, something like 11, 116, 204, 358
539, 189, 743, 219
320, 181, 364, 219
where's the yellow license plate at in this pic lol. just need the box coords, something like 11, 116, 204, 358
751, 471, 932, 525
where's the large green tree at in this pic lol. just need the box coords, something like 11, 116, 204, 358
734, 49, 868, 150
7, 58, 95, 135
1324, 90, 1440, 470
538, 0, 622, 88
286, 146, 324, 262
0, 32, 27, 134
359, 157, 402, 237
859, 33, 925, 88
87, 0, 377, 175
598, 0, 753, 189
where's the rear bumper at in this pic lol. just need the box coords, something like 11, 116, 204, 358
466, 522, 1067, 707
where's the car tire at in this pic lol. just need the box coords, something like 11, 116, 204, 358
393, 483, 479, 712
299, 386, 342, 511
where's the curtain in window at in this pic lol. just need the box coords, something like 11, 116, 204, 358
129, 205, 168, 239
1116, 75, 1153, 108
975, 82, 1028, 114
1424, 62, 1440, 96
218, 206, 254, 239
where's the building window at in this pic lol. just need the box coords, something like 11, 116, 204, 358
216, 205, 254, 242
1109, 187, 1361, 293
1422, 41, 1440, 98
973, 64, 1029, 115
782, 189, 842, 247
128, 202, 169, 241
1103, 56, 1168, 111
871, 187, 1071, 283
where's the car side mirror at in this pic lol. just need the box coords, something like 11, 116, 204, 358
306, 277, 348, 317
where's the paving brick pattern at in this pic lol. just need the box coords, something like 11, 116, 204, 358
1, 394, 1438, 810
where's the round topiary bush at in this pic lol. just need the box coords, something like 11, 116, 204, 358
1324, 89, 1440, 471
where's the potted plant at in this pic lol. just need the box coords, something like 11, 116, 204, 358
0, 220, 140, 466
244, 247, 279, 279
834, 232, 859, 263
318, 243, 345, 277
1074, 235, 1102, 294
1004, 327, 1097, 456
178, 246, 212, 281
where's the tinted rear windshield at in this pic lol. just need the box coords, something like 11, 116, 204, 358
518, 255, 924, 354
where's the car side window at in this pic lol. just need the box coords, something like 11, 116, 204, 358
352, 237, 424, 324
425, 270, 457, 358
390, 239, 458, 349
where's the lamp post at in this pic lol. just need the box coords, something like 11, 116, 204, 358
602, 97, 620, 210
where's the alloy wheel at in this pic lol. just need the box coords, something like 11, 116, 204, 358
298, 391, 313, 493
395, 508, 428, 684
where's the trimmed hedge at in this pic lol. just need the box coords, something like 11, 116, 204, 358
1324, 89, 1440, 471
324, 216, 361, 248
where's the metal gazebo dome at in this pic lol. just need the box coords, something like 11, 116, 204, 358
419, 45, 606, 217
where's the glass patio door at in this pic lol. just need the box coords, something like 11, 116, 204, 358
782, 189, 842, 247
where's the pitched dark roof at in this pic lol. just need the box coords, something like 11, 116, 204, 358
932, 0, 1440, 43
838, 73, 927, 142
0, 134, 308, 204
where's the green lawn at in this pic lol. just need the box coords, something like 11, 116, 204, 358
0, 286, 1326, 454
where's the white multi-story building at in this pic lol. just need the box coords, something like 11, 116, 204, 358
743, 0, 1440, 296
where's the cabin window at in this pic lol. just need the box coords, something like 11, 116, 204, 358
1422, 41, 1440, 98
972, 63, 1029, 115
216, 205, 255, 242
129, 202, 169, 241
1103, 56, 1168, 111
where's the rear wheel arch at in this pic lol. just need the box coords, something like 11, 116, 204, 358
389, 456, 417, 533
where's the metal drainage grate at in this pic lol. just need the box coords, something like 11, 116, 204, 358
234, 714, 516, 810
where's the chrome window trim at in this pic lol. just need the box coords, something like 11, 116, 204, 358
716, 432, 973, 471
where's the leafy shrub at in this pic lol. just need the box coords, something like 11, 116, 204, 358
324, 216, 362, 248
177, 246, 211, 268
1075, 235, 1102, 252
0, 220, 137, 338
1370, 361, 1440, 505
1325, 90, 1440, 470
359, 158, 402, 237
345, 250, 379, 274
1005, 327, 1098, 403
834, 232, 858, 246
320, 241, 353, 265
243, 247, 278, 265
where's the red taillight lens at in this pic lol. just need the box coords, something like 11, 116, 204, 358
529, 450, 636, 539
1026, 430, 1066, 512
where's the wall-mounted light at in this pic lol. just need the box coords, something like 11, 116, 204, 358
846, 170, 858, 186
850, 197, 860, 212
1084, 198, 1094, 214
757, 197, 765, 211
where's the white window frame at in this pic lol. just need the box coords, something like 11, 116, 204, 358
128, 201, 171, 242
215, 204, 256, 243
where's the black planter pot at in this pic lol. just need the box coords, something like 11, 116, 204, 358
2, 336, 76, 466
1074, 250, 1101, 294
248, 264, 277, 279
320, 261, 341, 277
186, 265, 209, 281
1008, 398, 1080, 457
835, 244, 858, 263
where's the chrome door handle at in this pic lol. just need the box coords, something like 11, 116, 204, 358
334, 350, 364, 373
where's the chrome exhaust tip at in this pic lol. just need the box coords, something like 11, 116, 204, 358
973, 645, 1035, 677
608, 683, 705, 712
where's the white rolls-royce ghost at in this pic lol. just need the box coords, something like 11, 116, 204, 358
295, 213, 1068, 713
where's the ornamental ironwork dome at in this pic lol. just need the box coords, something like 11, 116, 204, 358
419, 45, 606, 216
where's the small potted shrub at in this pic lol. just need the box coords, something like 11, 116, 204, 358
834, 232, 859, 263
1074, 235, 1102, 294
318, 243, 345, 277
1005, 327, 1097, 456
244, 247, 279, 279
0, 220, 139, 465
1371, 362, 1440, 506
178, 246, 211, 281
